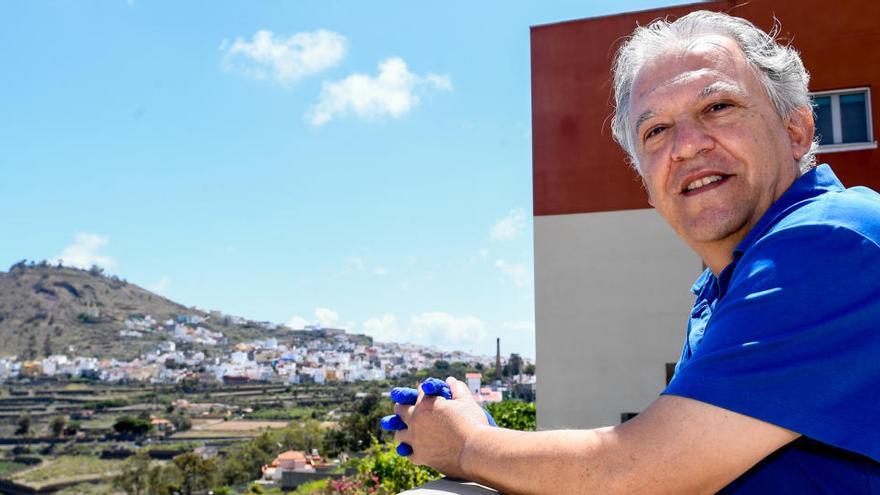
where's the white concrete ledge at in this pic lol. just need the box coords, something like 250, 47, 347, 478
399, 478, 500, 494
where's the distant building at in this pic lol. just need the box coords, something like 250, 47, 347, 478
261, 450, 316, 481
465, 373, 482, 396
464, 373, 503, 403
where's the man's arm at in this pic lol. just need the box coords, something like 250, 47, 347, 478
394, 378, 799, 495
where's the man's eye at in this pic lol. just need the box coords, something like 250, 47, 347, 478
645, 126, 666, 141
708, 102, 731, 112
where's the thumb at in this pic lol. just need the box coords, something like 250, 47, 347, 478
446, 376, 474, 401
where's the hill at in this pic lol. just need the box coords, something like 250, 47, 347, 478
0, 261, 370, 360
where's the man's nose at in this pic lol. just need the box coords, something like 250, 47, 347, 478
670, 120, 714, 161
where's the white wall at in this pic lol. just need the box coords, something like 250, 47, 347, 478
534, 208, 701, 429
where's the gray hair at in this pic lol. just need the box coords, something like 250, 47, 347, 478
610, 10, 818, 172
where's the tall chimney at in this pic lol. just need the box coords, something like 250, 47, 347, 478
495, 337, 501, 386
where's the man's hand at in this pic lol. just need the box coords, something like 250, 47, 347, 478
393, 376, 490, 478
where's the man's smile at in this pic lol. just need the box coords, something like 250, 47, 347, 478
680, 172, 733, 196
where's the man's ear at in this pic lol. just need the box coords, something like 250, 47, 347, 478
786, 106, 815, 162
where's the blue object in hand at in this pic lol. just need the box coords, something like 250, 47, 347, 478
380, 414, 407, 431
391, 387, 419, 405
420, 377, 453, 399
384, 378, 498, 459
396, 443, 413, 456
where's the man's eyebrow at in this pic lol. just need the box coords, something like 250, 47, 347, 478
634, 110, 656, 133
698, 82, 740, 99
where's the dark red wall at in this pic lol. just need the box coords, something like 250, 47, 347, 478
532, 0, 880, 216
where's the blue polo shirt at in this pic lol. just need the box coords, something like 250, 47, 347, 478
662, 164, 880, 493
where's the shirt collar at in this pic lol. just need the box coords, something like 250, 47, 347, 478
691, 268, 713, 295
733, 164, 844, 257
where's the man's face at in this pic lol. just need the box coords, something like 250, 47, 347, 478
628, 35, 804, 249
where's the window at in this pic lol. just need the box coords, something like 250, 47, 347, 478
811, 87, 876, 153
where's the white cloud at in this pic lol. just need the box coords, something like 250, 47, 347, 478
410, 312, 488, 347
286, 315, 308, 330
490, 208, 526, 241
400, 281, 410, 291
315, 307, 339, 327
500, 320, 534, 333
287, 307, 340, 329
146, 277, 170, 295
53, 233, 117, 270
373, 266, 387, 276
361, 311, 488, 350
495, 259, 529, 287
470, 248, 490, 264
407, 256, 418, 266
307, 57, 452, 126
220, 29, 346, 85
362, 314, 407, 342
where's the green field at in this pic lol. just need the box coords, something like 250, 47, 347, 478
12, 455, 122, 487
0, 460, 29, 478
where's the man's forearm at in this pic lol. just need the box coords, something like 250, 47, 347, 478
459, 425, 627, 495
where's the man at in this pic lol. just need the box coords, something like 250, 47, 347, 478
391, 11, 880, 494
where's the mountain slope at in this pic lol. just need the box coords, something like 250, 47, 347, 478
0, 262, 370, 360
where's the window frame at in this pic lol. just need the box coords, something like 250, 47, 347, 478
810, 86, 877, 153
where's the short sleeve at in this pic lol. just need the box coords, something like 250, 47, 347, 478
662, 224, 880, 461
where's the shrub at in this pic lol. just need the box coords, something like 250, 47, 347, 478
485, 400, 536, 431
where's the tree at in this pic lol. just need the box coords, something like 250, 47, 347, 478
355, 439, 440, 493
9, 259, 27, 272
485, 400, 536, 431
15, 413, 31, 436
113, 451, 152, 495
167, 411, 192, 432
43, 335, 53, 357
172, 452, 217, 495
503, 353, 523, 376
64, 420, 81, 436
217, 431, 277, 486
113, 416, 152, 437
146, 462, 182, 495
339, 393, 393, 452
50, 416, 66, 437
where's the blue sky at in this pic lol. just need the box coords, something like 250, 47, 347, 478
1, 0, 687, 359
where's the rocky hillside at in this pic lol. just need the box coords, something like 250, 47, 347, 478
0, 261, 370, 360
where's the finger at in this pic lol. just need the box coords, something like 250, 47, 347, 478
446, 376, 474, 401
446, 377, 497, 426
390, 387, 419, 405
396, 443, 413, 457
394, 402, 414, 421
421, 377, 453, 399
380, 414, 407, 431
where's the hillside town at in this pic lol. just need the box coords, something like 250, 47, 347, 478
0, 312, 531, 392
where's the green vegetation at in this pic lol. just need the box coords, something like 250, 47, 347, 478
323, 392, 394, 456
353, 440, 441, 493
50, 416, 67, 437
245, 406, 314, 420
217, 419, 326, 486
14, 455, 122, 485
0, 460, 29, 478
485, 400, 537, 431
113, 416, 153, 437
15, 412, 31, 436
86, 397, 132, 410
